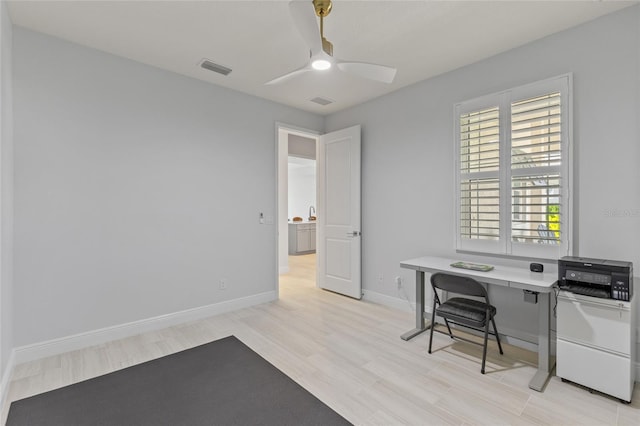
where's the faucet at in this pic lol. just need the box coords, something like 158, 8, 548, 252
308, 205, 316, 220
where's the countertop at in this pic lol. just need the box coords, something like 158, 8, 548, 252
289, 220, 317, 225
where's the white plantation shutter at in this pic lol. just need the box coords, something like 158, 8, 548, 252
459, 107, 500, 241
455, 75, 572, 259
511, 94, 562, 168
511, 174, 561, 243
459, 107, 500, 174
510, 92, 563, 247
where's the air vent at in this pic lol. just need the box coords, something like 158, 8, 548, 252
199, 59, 232, 76
310, 97, 334, 106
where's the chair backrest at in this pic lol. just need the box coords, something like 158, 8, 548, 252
430, 273, 488, 298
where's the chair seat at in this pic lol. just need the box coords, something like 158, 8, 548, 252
436, 297, 496, 326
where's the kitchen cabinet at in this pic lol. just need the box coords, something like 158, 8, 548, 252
288, 222, 316, 254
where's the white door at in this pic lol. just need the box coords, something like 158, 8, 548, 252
317, 125, 361, 299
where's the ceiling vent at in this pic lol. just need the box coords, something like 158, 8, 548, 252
310, 96, 334, 106
199, 59, 232, 76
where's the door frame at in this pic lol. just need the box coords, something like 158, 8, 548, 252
275, 122, 320, 297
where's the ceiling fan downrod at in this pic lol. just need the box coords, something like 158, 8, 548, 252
313, 0, 333, 56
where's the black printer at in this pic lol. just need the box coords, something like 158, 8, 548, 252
558, 256, 633, 301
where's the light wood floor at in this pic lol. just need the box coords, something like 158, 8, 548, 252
3, 254, 640, 425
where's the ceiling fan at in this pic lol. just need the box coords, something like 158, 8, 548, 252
266, 0, 397, 85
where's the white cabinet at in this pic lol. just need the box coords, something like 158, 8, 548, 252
297, 225, 311, 252
288, 223, 316, 254
556, 291, 636, 402
309, 224, 316, 250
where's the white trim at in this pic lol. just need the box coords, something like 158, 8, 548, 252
0, 348, 16, 418
496, 325, 549, 354
363, 289, 415, 313
13, 291, 277, 365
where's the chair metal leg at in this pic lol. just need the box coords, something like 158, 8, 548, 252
428, 300, 437, 354
434, 290, 453, 338
491, 317, 503, 355
481, 314, 490, 374
442, 318, 454, 338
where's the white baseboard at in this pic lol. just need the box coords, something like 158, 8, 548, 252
13, 291, 277, 365
363, 289, 415, 312
495, 326, 545, 354
1, 349, 16, 418
279, 266, 290, 274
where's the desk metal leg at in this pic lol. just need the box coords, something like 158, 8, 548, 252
401, 270, 432, 340
529, 291, 554, 391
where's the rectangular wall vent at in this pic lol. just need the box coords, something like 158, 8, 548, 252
310, 96, 334, 106
200, 59, 232, 76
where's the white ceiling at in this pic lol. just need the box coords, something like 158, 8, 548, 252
7, 0, 637, 115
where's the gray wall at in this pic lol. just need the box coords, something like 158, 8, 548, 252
288, 134, 316, 159
325, 6, 640, 343
1, 0, 14, 376
12, 28, 323, 346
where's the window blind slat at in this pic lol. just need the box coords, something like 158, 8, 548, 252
512, 136, 561, 147
512, 96, 561, 109
512, 122, 561, 135
511, 96, 561, 114
512, 113, 561, 127
460, 125, 500, 137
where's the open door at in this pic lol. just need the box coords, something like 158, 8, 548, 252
317, 125, 361, 299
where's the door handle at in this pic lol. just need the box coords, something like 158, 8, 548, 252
346, 231, 361, 237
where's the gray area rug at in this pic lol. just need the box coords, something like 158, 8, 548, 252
7, 335, 351, 426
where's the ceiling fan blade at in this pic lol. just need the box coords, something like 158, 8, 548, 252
337, 61, 397, 84
289, 0, 322, 53
265, 65, 312, 85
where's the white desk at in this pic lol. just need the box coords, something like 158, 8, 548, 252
400, 255, 558, 391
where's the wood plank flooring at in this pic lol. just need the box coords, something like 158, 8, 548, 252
3, 253, 639, 425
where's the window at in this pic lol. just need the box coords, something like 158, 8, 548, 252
455, 75, 572, 259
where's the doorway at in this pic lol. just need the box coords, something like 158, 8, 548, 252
276, 123, 362, 299
277, 125, 319, 292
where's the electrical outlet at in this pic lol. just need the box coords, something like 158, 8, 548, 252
395, 276, 402, 289
378, 273, 384, 283
219, 278, 227, 290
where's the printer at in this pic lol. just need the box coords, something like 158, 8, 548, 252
558, 256, 633, 301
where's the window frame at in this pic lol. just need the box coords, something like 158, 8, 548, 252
453, 74, 573, 260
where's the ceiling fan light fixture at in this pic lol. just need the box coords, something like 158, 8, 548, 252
311, 58, 332, 70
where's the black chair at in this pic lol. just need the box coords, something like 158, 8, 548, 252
428, 272, 503, 374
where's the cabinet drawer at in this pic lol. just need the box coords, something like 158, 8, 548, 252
557, 339, 633, 401
557, 294, 631, 354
